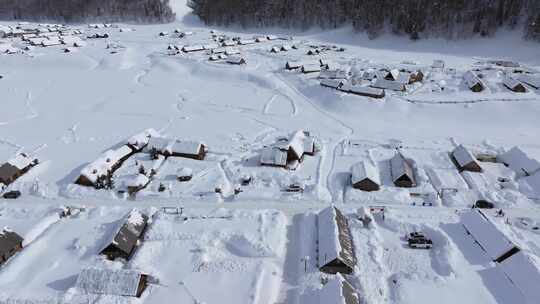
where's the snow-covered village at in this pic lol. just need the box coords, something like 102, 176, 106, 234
1, 1, 540, 303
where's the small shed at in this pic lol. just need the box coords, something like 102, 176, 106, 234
318, 206, 356, 274
503, 76, 527, 93
0, 229, 23, 266
463, 71, 485, 92
351, 161, 381, 191
319, 274, 359, 304
100, 209, 149, 261
390, 153, 416, 188
383, 69, 400, 81
462, 210, 520, 263
451, 145, 482, 172
75, 267, 148, 298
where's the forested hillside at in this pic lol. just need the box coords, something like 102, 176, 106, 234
0, 0, 175, 23
189, 0, 540, 41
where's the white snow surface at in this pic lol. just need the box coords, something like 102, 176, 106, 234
1, 1, 540, 303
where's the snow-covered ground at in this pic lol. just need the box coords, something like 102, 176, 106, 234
0, 1, 540, 303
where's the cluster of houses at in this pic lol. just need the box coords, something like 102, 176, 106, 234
260, 130, 317, 170
0, 153, 38, 190
0, 23, 88, 53
286, 59, 426, 99
350, 145, 487, 192
351, 151, 417, 192
349, 144, 540, 206
75, 129, 207, 195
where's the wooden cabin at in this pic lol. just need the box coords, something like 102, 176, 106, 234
0, 229, 23, 266
318, 206, 356, 274
452, 145, 483, 172
351, 161, 381, 191
100, 210, 148, 261
390, 153, 416, 188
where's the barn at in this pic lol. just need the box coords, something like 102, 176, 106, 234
461, 210, 520, 263
451, 145, 483, 172
390, 153, 416, 188
0, 228, 23, 266
318, 206, 356, 274
75, 267, 149, 298
100, 209, 149, 261
351, 161, 381, 191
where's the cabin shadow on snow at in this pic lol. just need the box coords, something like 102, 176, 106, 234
46, 274, 78, 292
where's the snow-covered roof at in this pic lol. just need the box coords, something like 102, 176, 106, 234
203, 43, 219, 50
452, 145, 479, 168
170, 140, 203, 156
127, 128, 160, 150
390, 153, 415, 184
182, 45, 204, 52
431, 60, 445, 69
239, 39, 256, 45
80, 145, 133, 183
502, 76, 525, 90
320, 79, 344, 89
227, 56, 246, 64
351, 161, 381, 186
286, 61, 304, 69
75, 267, 145, 297
288, 130, 310, 160
518, 75, 540, 89
461, 210, 517, 261
103, 209, 148, 257
7, 153, 33, 170
317, 206, 355, 269
371, 79, 405, 91
463, 71, 484, 89
260, 146, 287, 167
319, 69, 349, 80
498, 251, 540, 304
347, 85, 385, 98
125, 174, 150, 188
302, 64, 321, 73
519, 171, 540, 199
497, 146, 540, 177
319, 274, 358, 304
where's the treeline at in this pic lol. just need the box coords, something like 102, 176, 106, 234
0, 0, 175, 23
188, 0, 540, 41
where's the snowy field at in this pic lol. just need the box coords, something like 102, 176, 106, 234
1, 0, 540, 303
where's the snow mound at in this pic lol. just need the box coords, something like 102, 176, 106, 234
226, 234, 275, 258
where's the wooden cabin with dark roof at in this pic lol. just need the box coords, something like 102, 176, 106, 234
100, 210, 148, 261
